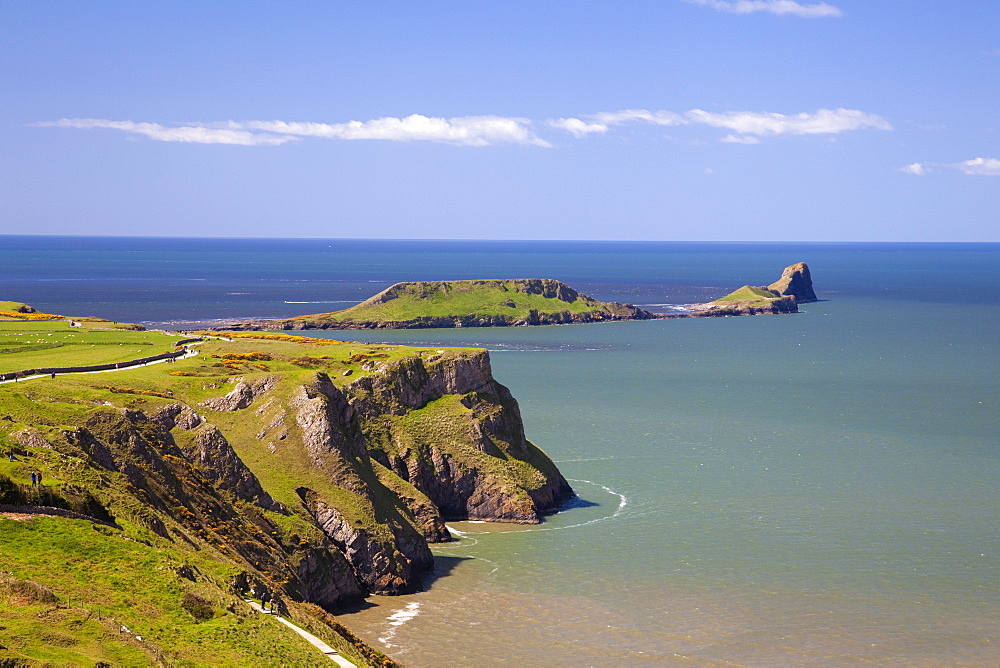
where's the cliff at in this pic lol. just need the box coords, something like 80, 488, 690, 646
264, 278, 656, 329
0, 332, 572, 663
768, 262, 818, 303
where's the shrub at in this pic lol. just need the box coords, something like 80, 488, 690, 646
180, 591, 214, 622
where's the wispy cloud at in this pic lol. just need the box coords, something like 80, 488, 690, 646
685, 0, 843, 18
33, 118, 297, 145
686, 108, 891, 138
547, 107, 890, 143
900, 157, 1000, 176
955, 157, 1000, 176
720, 134, 761, 144
37, 107, 889, 148
901, 162, 927, 176
547, 117, 609, 137
35, 114, 549, 147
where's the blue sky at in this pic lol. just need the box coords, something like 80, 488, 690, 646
2, 1, 997, 241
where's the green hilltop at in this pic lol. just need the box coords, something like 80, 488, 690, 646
267, 278, 655, 329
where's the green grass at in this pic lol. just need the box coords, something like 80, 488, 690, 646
282, 278, 637, 325
0, 321, 178, 373
712, 285, 781, 303
0, 518, 347, 667
0, 323, 561, 664
0, 300, 33, 312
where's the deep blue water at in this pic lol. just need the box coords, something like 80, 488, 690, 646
2, 236, 997, 665
3, 237, 998, 325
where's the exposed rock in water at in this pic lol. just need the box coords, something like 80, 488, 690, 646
768, 262, 818, 303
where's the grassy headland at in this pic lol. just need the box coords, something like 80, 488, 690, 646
265, 278, 655, 329
0, 314, 571, 665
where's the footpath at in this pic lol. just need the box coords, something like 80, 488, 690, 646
245, 600, 356, 666
0, 338, 202, 385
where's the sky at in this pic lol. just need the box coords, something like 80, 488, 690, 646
2, 0, 998, 241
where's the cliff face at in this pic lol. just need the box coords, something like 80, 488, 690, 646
345, 351, 575, 522
5, 345, 572, 614
768, 262, 818, 303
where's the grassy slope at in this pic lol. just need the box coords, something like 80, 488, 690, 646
0, 518, 338, 667
0, 330, 455, 665
1, 327, 538, 664
712, 285, 781, 304
285, 279, 631, 324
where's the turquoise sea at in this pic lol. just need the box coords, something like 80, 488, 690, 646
2, 237, 997, 665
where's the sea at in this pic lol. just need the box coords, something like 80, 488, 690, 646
2, 236, 997, 666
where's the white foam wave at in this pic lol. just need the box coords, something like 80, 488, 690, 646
283, 300, 356, 304
460, 479, 629, 535
378, 601, 421, 647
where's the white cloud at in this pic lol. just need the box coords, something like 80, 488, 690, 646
546, 117, 609, 137
34, 118, 296, 145
955, 157, 1000, 176
232, 115, 549, 147
38, 107, 890, 149
35, 114, 549, 147
591, 109, 686, 127
901, 158, 1000, 176
685, 108, 891, 136
686, 0, 843, 18
720, 134, 761, 144
553, 107, 890, 142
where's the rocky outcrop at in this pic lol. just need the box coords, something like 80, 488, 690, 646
348, 351, 574, 523
151, 403, 203, 431
183, 424, 283, 512
302, 491, 433, 594
290, 375, 437, 593
768, 262, 817, 303
9, 343, 571, 612
684, 294, 799, 317
201, 375, 278, 412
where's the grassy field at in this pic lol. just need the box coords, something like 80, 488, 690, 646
0, 321, 179, 374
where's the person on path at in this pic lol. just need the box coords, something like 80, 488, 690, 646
36, 471, 42, 486
260, 590, 271, 612
30, 472, 37, 486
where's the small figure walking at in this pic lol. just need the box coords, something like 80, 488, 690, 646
30, 472, 37, 486
36, 471, 42, 486
260, 590, 271, 612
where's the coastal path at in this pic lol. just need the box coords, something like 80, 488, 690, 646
0, 338, 202, 385
245, 600, 355, 667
